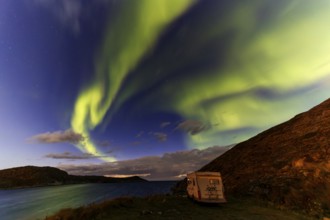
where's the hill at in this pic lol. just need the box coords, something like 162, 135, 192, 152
45, 195, 313, 220
199, 98, 330, 217
0, 166, 146, 189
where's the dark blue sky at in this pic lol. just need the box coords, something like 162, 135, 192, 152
1, 0, 330, 179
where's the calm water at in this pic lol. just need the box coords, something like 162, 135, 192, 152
0, 181, 176, 220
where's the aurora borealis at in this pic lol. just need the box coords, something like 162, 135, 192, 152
71, 0, 194, 160
1, 0, 330, 179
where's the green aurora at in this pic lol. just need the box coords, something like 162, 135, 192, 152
71, 0, 330, 158
71, 0, 195, 160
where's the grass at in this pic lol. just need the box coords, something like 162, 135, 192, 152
44, 194, 317, 220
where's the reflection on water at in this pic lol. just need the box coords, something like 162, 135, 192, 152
0, 181, 176, 220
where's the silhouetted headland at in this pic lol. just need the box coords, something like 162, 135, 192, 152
0, 166, 146, 189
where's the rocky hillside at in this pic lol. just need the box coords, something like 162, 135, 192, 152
0, 166, 146, 189
200, 98, 330, 217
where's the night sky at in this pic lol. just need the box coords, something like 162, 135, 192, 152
1, 0, 330, 180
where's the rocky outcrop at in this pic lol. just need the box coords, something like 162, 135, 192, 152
0, 166, 146, 189
201, 98, 330, 217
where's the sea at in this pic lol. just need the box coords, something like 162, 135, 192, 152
0, 181, 177, 220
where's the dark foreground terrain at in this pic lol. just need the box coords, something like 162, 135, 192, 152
45, 195, 315, 220
0, 166, 145, 189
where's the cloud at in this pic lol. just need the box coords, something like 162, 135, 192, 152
30, 129, 84, 145
135, 131, 144, 138
152, 132, 168, 142
45, 152, 103, 160
58, 145, 233, 180
176, 120, 210, 135
160, 122, 171, 128
33, 0, 82, 33
105, 149, 114, 154
96, 140, 111, 147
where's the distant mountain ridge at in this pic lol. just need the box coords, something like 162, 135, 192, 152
200, 98, 330, 217
0, 166, 146, 189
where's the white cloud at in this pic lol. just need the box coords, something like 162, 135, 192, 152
176, 119, 210, 135
29, 129, 84, 145
45, 152, 104, 160
33, 0, 82, 33
58, 145, 233, 180
160, 122, 171, 128
152, 132, 168, 142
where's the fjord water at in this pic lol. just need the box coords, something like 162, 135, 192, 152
0, 181, 176, 220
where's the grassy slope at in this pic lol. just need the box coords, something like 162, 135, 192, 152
45, 195, 315, 220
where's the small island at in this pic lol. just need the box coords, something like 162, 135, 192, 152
0, 166, 146, 189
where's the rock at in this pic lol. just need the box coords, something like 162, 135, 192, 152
141, 210, 153, 215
